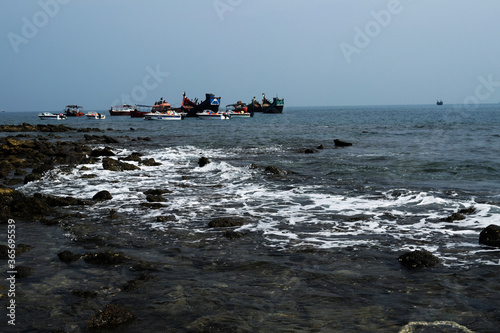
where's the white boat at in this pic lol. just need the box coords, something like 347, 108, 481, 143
109, 104, 135, 116
144, 111, 183, 121
196, 110, 231, 120
38, 112, 67, 120
86, 112, 106, 119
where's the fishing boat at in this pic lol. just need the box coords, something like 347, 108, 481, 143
39, 112, 66, 120
64, 105, 84, 117
181, 92, 221, 117
109, 104, 135, 116
248, 93, 284, 114
86, 112, 106, 119
130, 105, 152, 118
226, 101, 252, 118
144, 111, 183, 121
196, 110, 231, 120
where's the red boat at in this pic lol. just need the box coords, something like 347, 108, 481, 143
64, 105, 84, 117
181, 92, 221, 117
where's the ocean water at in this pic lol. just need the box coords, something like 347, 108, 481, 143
2, 104, 500, 332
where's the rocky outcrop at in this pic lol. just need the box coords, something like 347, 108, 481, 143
92, 190, 113, 201
208, 217, 249, 228
102, 157, 140, 172
398, 250, 441, 268
198, 156, 210, 167
90, 147, 115, 157
0, 187, 53, 221
87, 304, 136, 330
479, 224, 500, 248
334, 139, 353, 147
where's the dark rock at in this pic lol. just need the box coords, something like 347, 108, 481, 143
122, 152, 143, 162
102, 157, 140, 172
208, 217, 249, 228
40, 217, 60, 226
83, 251, 129, 265
398, 250, 441, 268
198, 156, 211, 167
16, 244, 34, 254
93, 190, 113, 201
459, 206, 477, 215
304, 148, 316, 154
121, 273, 153, 292
224, 230, 244, 239
36, 193, 91, 207
399, 320, 475, 333
90, 147, 115, 157
141, 158, 162, 166
443, 212, 465, 222
103, 135, 119, 144
479, 224, 500, 248
15, 265, 33, 278
137, 136, 151, 141
334, 139, 353, 147
72, 289, 98, 298
0, 187, 53, 221
140, 202, 165, 209
0, 244, 9, 259
157, 215, 176, 222
87, 304, 136, 329
144, 189, 172, 195
58, 250, 82, 263
317, 144, 324, 150
146, 194, 166, 202
265, 165, 288, 176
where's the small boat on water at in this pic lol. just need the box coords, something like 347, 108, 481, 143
196, 110, 231, 120
64, 105, 84, 117
86, 112, 106, 119
109, 104, 135, 116
226, 101, 253, 118
248, 93, 284, 114
144, 111, 183, 121
39, 112, 67, 120
436, 100, 444, 105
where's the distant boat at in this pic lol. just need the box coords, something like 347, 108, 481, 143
39, 112, 66, 120
64, 105, 84, 116
226, 101, 253, 118
196, 110, 231, 120
109, 104, 135, 116
144, 111, 183, 121
248, 93, 284, 114
436, 100, 444, 105
181, 92, 221, 117
86, 112, 106, 119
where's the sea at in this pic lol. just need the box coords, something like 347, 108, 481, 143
1, 104, 500, 332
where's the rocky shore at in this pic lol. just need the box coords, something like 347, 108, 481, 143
1, 124, 499, 332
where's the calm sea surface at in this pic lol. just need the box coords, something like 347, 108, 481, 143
2, 104, 500, 332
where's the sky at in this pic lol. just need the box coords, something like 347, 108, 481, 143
1, 0, 500, 111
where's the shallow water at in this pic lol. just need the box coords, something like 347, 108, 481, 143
2, 104, 500, 332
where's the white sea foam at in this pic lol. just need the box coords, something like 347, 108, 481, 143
19, 145, 500, 267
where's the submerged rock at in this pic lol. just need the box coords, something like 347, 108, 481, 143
479, 224, 500, 248
398, 250, 441, 268
208, 217, 249, 228
87, 304, 136, 329
58, 250, 82, 263
15, 265, 33, 278
334, 139, 353, 147
93, 190, 113, 201
83, 251, 129, 265
90, 147, 115, 157
102, 157, 140, 172
198, 156, 210, 167
141, 158, 162, 166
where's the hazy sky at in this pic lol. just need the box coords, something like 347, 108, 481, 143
1, 0, 500, 111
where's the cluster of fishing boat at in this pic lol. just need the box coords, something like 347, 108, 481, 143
38, 92, 284, 121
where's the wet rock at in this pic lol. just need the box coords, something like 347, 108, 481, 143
317, 144, 324, 149
334, 139, 353, 147
102, 157, 140, 172
224, 230, 244, 239
399, 320, 475, 333
0, 245, 9, 259
146, 194, 166, 202
72, 289, 98, 298
443, 212, 465, 222
265, 165, 289, 176
198, 156, 210, 167
39, 217, 61, 226
87, 304, 136, 330
304, 148, 316, 154
479, 224, 500, 248
93, 190, 113, 201
15, 265, 33, 278
121, 273, 153, 292
35, 193, 91, 207
398, 250, 441, 268
122, 152, 143, 162
58, 250, 82, 263
144, 189, 172, 195
141, 158, 162, 166
157, 215, 176, 222
208, 217, 249, 228
459, 206, 477, 215
140, 202, 165, 209
83, 251, 129, 265
90, 147, 115, 157
103, 135, 119, 144
16, 244, 34, 254
0, 187, 53, 221
137, 136, 151, 141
